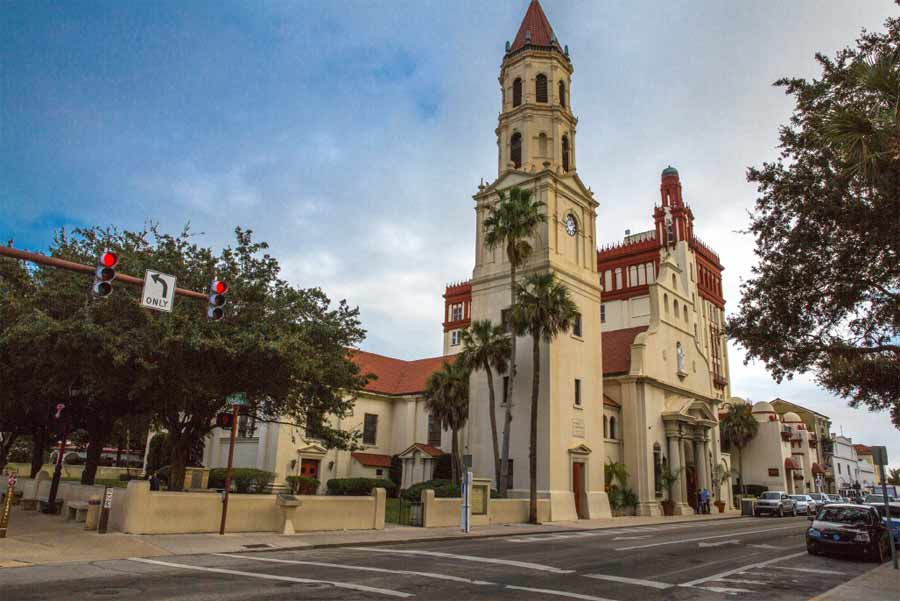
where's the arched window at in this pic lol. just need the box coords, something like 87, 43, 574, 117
673, 299, 679, 318
684, 305, 689, 322
676, 341, 685, 373
561, 135, 570, 172
664, 293, 669, 315
538, 132, 548, 156
510, 132, 522, 168
672, 274, 677, 289
512, 78, 522, 107
609, 416, 617, 440
603, 415, 609, 438
535, 74, 548, 103
558, 80, 566, 107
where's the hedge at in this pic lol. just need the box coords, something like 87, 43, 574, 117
326, 477, 396, 496
285, 476, 320, 495
402, 479, 460, 501
207, 468, 275, 494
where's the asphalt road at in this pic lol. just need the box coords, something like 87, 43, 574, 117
2, 516, 885, 601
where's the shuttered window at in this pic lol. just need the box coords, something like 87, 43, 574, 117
363, 413, 378, 445
535, 74, 548, 103
512, 78, 522, 107
428, 414, 442, 447
510, 133, 522, 168
561, 135, 570, 172
558, 80, 566, 107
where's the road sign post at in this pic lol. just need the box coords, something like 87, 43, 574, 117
45, 403, 69, 514
219, 393, 247, 535
97, 486, 114, 534
141, 270, 177, 313
1, 473, 16, 538
871, 446, 897, 570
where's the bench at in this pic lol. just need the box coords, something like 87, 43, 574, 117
66, 501, 90, 522
21, 498, 39, 511
37, 497, 63, 514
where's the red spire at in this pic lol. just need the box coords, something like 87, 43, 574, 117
509, 0, 559, 53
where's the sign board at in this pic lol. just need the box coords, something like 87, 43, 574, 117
103, 487, 114, 509
140, 270, 176, 313
226, 392, 248, 406
871, 446, 889, 466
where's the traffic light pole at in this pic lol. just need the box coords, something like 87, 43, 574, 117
219, 403, 240, 535
0, 246, 207, 300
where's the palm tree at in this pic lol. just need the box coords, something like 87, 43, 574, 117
483, 186, 546, 496
719, 403, 759, 496
510, 272, 578, 523
888, 468, 900, 486
460, 320, 510, 486
424, 359, 470, 485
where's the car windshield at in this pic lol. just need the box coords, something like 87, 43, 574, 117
872, 505, 900, 519
865, 495, 885, 504
809, 494, 825, 500
817, 507, 873, 526
790, 495, 806, 501
760, 492, 782, 500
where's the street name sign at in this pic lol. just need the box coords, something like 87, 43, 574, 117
227, 392, 248, 406
141, 270, 176, 313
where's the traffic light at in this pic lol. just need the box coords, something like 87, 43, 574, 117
92, 251, 118, 297
207, 280, 228, 320
215, 412, 234, 429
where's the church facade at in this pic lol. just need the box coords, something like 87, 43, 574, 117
202, 1, 737, 518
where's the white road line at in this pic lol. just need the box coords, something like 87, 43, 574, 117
505, 585, 618, 601
349, 547, 574, 574
616, 525, 801, 551
212, 553, 495, 586
713, 578, 771, 585
770, 565, 846, 575
584, 574, 673, 589
127, 557, 411, 598
694, 585, 752, 594
678, 551, 807, 587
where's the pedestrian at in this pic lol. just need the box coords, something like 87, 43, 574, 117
702, 488, 711, 514
149, 471, 160, 491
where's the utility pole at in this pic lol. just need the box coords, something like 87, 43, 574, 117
871, 446, 897, 570
219, 393, 247, 535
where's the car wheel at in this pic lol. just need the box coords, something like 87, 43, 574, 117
792, 506, 797, 517
778, 506, 784, 518
807, 544, 818, 556
877, 536, 889, 563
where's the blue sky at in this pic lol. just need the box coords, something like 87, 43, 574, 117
2, 1, 898, 466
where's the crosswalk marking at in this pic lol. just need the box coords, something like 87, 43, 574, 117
616, 525, 801, 551
584, 574, 673, 589
770, 565, 846, 575
348, 547, 574, 574
505, 585, 618, 601
211, 553, 496, 586
127, 557, 411, 598
678, 551, 808, 587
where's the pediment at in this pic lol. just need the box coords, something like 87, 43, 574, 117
297, 443, 328, 456
568, 443, 592, 456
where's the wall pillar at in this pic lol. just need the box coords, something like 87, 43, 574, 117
694, 432, 710, 497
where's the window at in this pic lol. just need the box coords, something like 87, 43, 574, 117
672, 274, 677, 289
646, 262, 655, 284
237, 414, 256, 438
604, 270, 612, 291
615, 268, 623, 289
427, 413, 442, 447
609, 416, 617, 440
683, 305, 688, 322
501, 308, 511, 331
450, 330, 461, 346
506, 458, 514, 489
558, 80, 566, 107
451, 303, 463, 321
535, 73, 548, 103
561, 135, 570, 172
603, 416, 608, 438
363, 413, 378, 445
664, 293, 669, 316
673, 299, 679, 318
512, 78, 522, 107
600, 304, 606, 323
305, 410, 321, 440
502, 375, 510, 405
376, 468, 384, 477
574, 379, 582, 406
538, 132, 548, 156
510, 132, 522, 168
573, 313, 582, 337
628, 265, 637, 287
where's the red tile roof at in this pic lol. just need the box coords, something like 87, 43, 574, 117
509, 0, 558, 53
351, 452, 392, 469
350, 350, 456, 396
602, 395, 620, 408
785, 457, 801, 471
853, 444, 872, 455
602, 326, 648, 375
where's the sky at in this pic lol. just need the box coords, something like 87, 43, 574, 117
2, 1, 898, 470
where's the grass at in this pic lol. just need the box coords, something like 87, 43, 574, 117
62, 477, 129, 489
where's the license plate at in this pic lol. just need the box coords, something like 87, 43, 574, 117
832, 534, 840, 541
809, 530, 821, 538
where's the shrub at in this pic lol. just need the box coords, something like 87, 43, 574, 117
156, 465, 170, 484
326, 477, 396, 496
388, 455, 402, 497
432, 454, 452, 480
207, 468, 228, 490
621, 487, 639, 508
608, 488, 625, 510
733, 484, 768, 499
285, 476, 320, 495
402, 479, 460, 501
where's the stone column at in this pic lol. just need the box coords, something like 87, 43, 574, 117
694, 431, 710, 497
667, 431, 683, 505
678, 438, 689, 506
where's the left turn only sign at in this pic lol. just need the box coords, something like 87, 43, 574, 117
141, 270, 177, 313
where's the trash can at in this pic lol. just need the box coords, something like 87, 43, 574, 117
741, 497, 755, 517
85, 495, 101, 530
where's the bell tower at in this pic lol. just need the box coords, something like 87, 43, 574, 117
496, 0, 577, 177
466, 0, 610, 521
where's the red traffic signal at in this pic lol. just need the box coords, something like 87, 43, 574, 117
215, 412, 234, 429
93, 251, 118, 297
208, 279, 228, 320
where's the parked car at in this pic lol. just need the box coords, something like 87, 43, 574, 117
866, 502, 900, 548
808, 493, 829, 512
755, 491, 798, 517
807, 504, 892, 562
790, 495, 816, 515
864, 494, 894, 505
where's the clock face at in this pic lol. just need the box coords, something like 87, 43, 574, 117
565, 214, 577, 236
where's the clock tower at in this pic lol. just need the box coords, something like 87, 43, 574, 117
466, 0, 609, 520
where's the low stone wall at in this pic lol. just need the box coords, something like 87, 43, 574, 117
421, 490, 551, 527
116, 480, 386, 534
6, 463, 140, 482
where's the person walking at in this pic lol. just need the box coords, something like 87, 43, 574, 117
149, 472, 161, 491
701, 488, 711, 514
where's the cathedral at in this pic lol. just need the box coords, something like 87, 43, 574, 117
204, 1, 735, 520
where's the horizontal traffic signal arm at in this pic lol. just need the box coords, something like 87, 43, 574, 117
0, 245, 208, 300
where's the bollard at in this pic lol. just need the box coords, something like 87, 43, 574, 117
97, 487, 113, 534
1, 473, 17, 538
85, 495, 101, 530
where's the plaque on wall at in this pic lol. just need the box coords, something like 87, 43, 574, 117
572, 418, 585, 438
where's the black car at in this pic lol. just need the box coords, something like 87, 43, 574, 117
806, 504, 892, 562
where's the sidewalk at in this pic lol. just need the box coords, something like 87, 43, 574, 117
0, 504, 742, 569
810, 562, 899, 601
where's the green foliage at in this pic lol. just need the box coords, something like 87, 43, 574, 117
285, 475, 320, 495
605, 460, 629, 490
610, 487, 639, 511
432, 453, 452, 480
658, 464, 683, 500
326, 477, 396, 497
888, 468, 900, 485
734, 484, 768, 499
146, 433, 171, 475
728, 14, 900, 427
388, 455, 402, 497
719, 403, 759, 495
207, 468, 274, 494
402, 479, 461, 501
424, 360, 470, 484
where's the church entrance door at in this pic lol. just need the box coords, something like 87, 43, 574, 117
686, 465, 698, 511
573, 462, 586, 518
